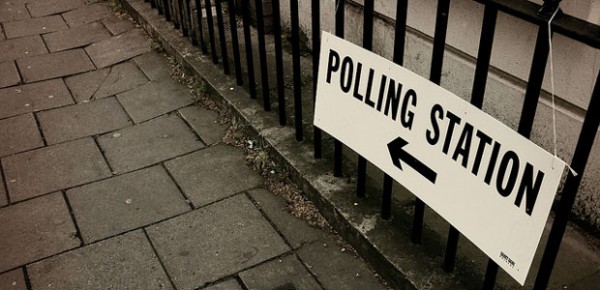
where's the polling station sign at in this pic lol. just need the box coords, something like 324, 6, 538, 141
314, 32, 566, 285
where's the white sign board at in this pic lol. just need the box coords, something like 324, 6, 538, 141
314, 32, 565, 285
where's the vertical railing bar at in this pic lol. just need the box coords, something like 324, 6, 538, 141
180, 0, 189, 36
227, 0, 243, 85
482, 261, 499, 290
215, 0, 230, 74
204, 0, 219, 64
255, 0, 272, 112
430, 0, 450, 85
242, 0, 257, 99
291, 0, 303, 140
173, 0, 181, 29
333, 0, 345, 177
157, 0, 164, 15
189, 0, 198, 45
443, 4, 498, 273
470, 5, 497, 109
381, 174, 393, 219
162, 0, 171, 21
382, 0, 408, 221
195, 0, 208, 54
272, 0, 287, 125
312, 0, 322, 158
443, 226, 460, 272
393, 0, 408, 66
411, 0, 450, 245
533, 72, 600, 290
517, 24, 550, 138
356, 0, 374, 199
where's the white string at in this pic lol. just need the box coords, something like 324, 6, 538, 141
546, 6, 578, 176
547, 7, 559, 159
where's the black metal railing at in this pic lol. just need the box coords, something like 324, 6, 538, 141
144, 0, 600, 288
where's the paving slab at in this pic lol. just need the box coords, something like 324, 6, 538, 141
17, 48, 95, 83
102, 15, 136, 35
240, 254, 321, 290
94, 61, 149, 99
0, 269, 27, 290
26, 0, 84, 17
37, 97, 132, 144
203, 279, 244, 290
0, 78, 74, 119
133, 52, 172, 81
3, 15, 67, 39
297, 238, 386, 290
64, 62, 149, 102
85, 29, 151, 68
61, 2, 112, 27
0, 61, 20, 88
0, 113, 44, 157
0, 174, 6, 207
179, 105, 226, 145
64, 67, 110, 102
146, 194, 290, 290
97, 115, 203, 173
0, 35, 48, 63
248, 189, 325, 249
0, 2, 30, 22
27, 230, 174, 290
67, 165, 190, 243
117, 78, 194, 123
2, 137, 111, 202
165, 145, 262, 207
42, 21, 111, 52
0, 192, 79, 273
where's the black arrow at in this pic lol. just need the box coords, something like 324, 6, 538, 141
387, 137, 438, 184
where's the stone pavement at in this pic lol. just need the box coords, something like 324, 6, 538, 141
0, 1, 388, 289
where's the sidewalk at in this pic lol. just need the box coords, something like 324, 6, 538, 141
0, 1, 388, 289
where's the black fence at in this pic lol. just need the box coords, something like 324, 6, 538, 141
143, 0, 600, 288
